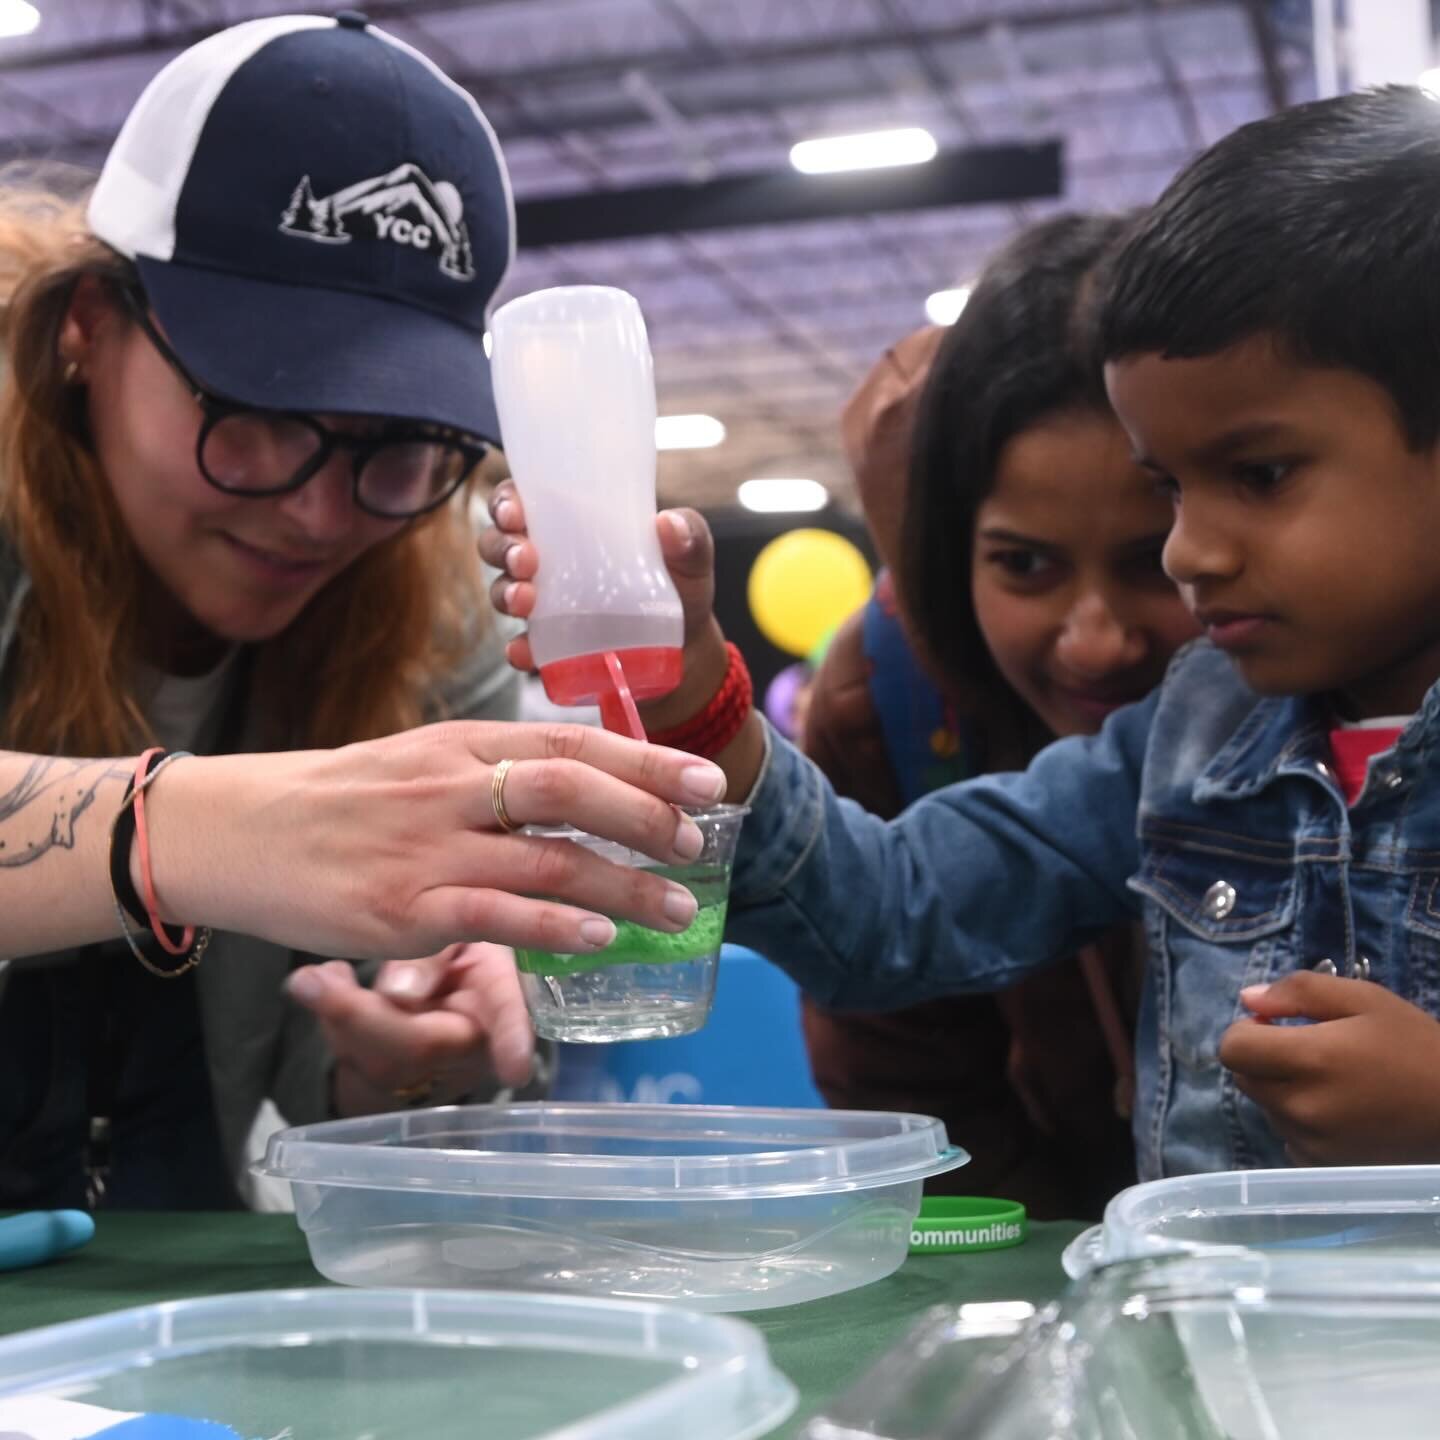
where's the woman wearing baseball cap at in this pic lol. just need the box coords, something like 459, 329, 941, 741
0, 14, 724, 1209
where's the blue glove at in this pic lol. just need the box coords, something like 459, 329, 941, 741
0, 1210, 95, 1272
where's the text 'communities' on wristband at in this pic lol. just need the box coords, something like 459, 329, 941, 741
908, 1196, 1028, 1255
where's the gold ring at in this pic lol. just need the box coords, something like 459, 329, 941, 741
393, 1077, 436, 1107
491, 757, 519, 832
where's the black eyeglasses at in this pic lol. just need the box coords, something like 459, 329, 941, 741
120, 286, 487, 520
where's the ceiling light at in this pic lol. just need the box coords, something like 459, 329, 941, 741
789, 127, 937, 175
738, 478, 829, 513
1421, 66, 1440, 98
656, 413, 726, 450
926, 285, 972, 325
0, 1, 38, 37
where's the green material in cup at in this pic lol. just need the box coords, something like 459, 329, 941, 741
516, 873, 728, 978
515, 804, 747, 1044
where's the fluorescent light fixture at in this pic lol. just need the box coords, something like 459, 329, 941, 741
0, 1, 38, 37
789, 126, 937, 175
482, 330, 493, 358
1422, 66, 1440, 97
738, 478, 829, 513
926, 285, 972, 325
656, 413, 726, 450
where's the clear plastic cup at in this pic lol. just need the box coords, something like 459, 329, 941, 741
488, 285, 683, 713
516, 805, 747, 1043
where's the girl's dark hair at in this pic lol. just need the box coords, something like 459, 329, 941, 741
900, 212, 1131, 758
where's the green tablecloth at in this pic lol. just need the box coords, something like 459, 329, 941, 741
0, 1213, 1085, 1436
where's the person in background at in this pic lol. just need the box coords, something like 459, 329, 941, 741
801, 326, 953, 814
799, 219, 1200, 1217
0, 13, 723, 1211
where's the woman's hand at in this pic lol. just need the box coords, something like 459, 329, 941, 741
287, 943, 535, 1111
144, 721, 729, 962
479, 484, 766, 792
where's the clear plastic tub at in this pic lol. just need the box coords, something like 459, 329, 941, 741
0, 1289, 796, 1440
806, 1251, 1440, 1440
1062, 1164, 1440, 1278
255, 1102, 968, 1311
516, 806, 746, 1043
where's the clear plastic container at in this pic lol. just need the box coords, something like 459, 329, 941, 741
0, 1289, 796, 1440
1062, 1163, 1440, 1279
488, 285, 683, 711
806, 1251, 1440, 1440
255, 1102, 968, 1311
516, 805, 746, 1043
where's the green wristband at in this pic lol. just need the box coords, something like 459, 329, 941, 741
908, 1197, 1028, 1255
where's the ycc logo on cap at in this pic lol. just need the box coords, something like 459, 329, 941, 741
279, 162, 475, 280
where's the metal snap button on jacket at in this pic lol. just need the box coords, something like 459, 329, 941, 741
1202, 881, 1236, 920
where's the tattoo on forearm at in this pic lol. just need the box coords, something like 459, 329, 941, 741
0, 758, 129, 868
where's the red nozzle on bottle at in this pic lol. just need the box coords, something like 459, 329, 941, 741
539, 646, 682, 708
539, 647, 682, 741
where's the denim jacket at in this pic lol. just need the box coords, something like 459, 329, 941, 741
728, 638, 1440, 1180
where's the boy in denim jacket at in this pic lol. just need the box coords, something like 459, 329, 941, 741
725, 85, 1440, 1179
486, 87, 1440, 1178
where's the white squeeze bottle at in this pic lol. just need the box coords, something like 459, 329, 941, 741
489, 286, 683, 735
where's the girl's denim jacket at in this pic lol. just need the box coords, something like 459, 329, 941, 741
728, 639, 1440, 1178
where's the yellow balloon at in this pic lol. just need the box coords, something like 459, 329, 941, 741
747, 529, 873, 658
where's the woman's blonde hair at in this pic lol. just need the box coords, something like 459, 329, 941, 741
0, 184, 486, 756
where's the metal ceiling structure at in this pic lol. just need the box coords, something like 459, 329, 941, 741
0, 0, 1313, 510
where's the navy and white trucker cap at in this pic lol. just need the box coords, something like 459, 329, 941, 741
88, 11, 514, 443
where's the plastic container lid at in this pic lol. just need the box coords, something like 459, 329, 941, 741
256, 1102, 966, 1201
0, 1289, 797, 1440
1064, 1163, 1440, 1278
808, 1251, 1440, 1440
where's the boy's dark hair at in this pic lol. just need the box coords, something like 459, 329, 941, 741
1101, 85, 1440, 449
901, 211, 1127, 755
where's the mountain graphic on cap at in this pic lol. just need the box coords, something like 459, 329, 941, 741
87, 14, 517, 437
279, 162, 475, 280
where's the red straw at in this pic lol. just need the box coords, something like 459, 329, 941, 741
599, 650, 646, 741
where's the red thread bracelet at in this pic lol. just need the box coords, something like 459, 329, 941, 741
132, 746, 196, 957
646, 642, 753, 758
